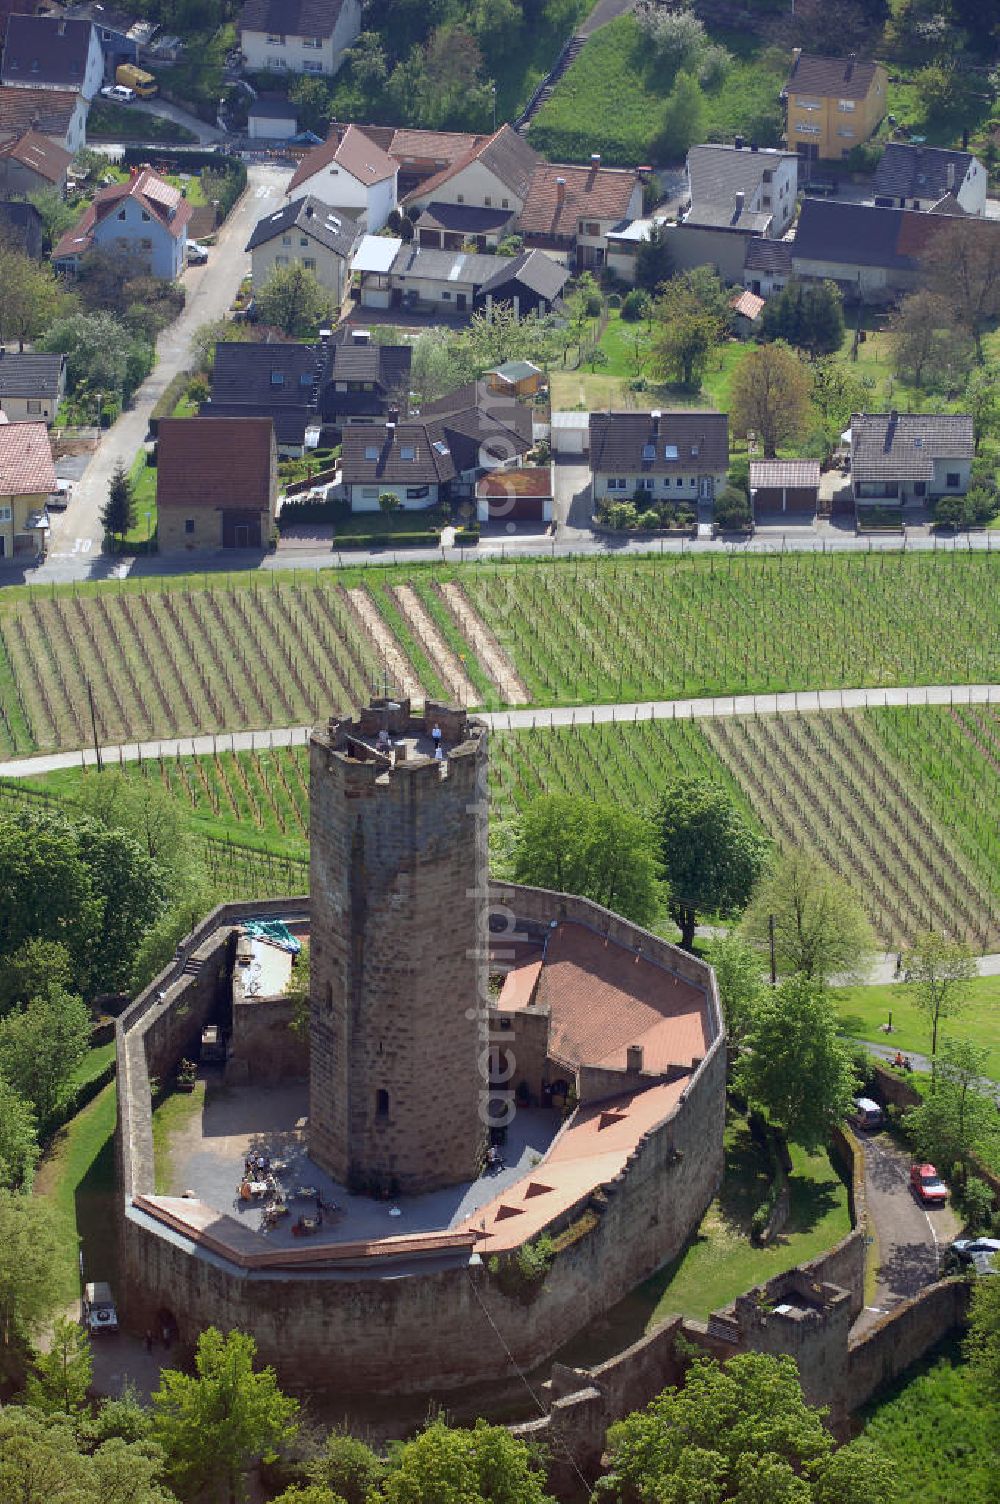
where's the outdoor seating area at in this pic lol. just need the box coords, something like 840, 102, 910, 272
237, 1148, 343, 1234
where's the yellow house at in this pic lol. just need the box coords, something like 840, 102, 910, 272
784, 51, 888, 163
0, 419, 55, 561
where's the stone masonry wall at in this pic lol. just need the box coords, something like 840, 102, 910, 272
847, 1280, 969, 1412
227, 997, 308, 1084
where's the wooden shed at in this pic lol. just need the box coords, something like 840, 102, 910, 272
749, 459, 821, 516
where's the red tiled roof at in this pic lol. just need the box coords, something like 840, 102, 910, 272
535, 921, 709, 1073
404, 123, 539, 205
0, 128, 72, 183
0, 420, 55, 496
53, 166, 192, 260
156, 417, 276, 511
0, 83, 77, 137
518, 161, 640, 239
288, 123, 396, 193
730, 288, 765, 320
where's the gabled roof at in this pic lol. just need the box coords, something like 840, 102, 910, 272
786, 51, 883, 101
341, 420, 456, 485
246, 194, 356, 258
0, 351, 64, 400
238, 0, 347, 39
851, 412, 974, 483
210, 341, 317, 408
517, 160, 640, 240
686, 143, 796, 229
477, 247, 569, 302
322, 335, 411, 394
287, 123, 396, 194
0, 84, 78, 138
0, 128, 72, 183
744, 237, 792, 274
53, 166, 192, 260
156, 417, 275, 510
1, 14, 96, 90
873, 142, 977, 203
389, 242, 508, 287
419, 200, 514, 235
0, 419, 55, 495
404, 124, 539, 205
792, 198, 955, 272
342, 382, 532, 485
589, 410, 729, 474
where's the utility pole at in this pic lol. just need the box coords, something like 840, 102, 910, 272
768, 913, 777, 985
87, 679, 103, 771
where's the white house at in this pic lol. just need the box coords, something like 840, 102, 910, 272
685, 142, 799, 238
850, 411, 974, 515
237, 0, 361, 77
286, 125, 397, 232
0, 14, 105, 100
873, 143, 988, 217
247, 195, 358, 306
589, 410, 730, 506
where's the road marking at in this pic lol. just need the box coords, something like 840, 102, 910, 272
71, 538, 93, 554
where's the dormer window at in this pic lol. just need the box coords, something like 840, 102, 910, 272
664, 444, 678, 459
641, 443, 655, 461
690, 444, 699, 457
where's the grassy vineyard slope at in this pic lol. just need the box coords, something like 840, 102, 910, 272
19, 706, 1000, 947
1, 553, 1000, 756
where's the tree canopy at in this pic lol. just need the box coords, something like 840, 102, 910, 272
371, 1419, 554, 1504
658, 779, 768, 949
0, 985, 90, 1130
741, 848, 875, 984
513, 793, 662, 927
256, 263, 334, 338
0, 1191, 63, 1382
0, 1407, 174, 1504
729, 342, 812, 459
650, 269, 727, 388
734, 973, 859, 1147
761, 280, 845, 358
903, 930, 978, 1064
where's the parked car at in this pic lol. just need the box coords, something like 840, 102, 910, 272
187, 241, 209, 265
851, 1097, 883, 1131
100, 84, 136, 103
910, 1163, 948, 1205
82, 1280, 119, 1334
943, 1237, 1000, 1276
47, 480, 73, 511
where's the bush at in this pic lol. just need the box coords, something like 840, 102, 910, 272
607, 291, 622, 309
637, 507, 661, 529
622, 288, 651, 322
603, 500, 639, 529
963, 486, 998, 526
584, 290, 603, 317
714, 485, 752, 530
934, 495, 965, 528
960, 1176, 995, 1233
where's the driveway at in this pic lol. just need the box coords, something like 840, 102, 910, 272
553, 458, 593, 537
128, 96, 225, 144
854, 1129, 960, 1333
37, 162, 291, 576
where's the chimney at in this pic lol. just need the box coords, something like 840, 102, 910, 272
305, 203, 314, 217
885, 410, 898, 450
388, 403, 400, 423
734, 134, 745, 150
733, 190, 745, 223
845, 52, 856, 80
626, 1045, 644, 1073
651, 409, 661, 434
590, 152, 601, 168
351, 328, 371, 345
946, 160, 956, 191
791, 46, 802, 61
385, 421, 396, 438
555, 176, 566, 203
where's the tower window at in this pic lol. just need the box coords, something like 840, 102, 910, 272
376, 1089, 389, 1118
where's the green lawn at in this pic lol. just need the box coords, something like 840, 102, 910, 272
86, 100, 197, 143
554, 1113, 851, 1367
527, 14, 786, 164
123, 449, 157, 548
152, 1080, 205, 1193
34, 1082, 118, 1307
492, 0, 591, 122
861, 1339, 993, 1504
836, 975, 1000, 1082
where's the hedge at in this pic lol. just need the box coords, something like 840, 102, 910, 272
148, 371, 190, 436
332, 528, 480, 550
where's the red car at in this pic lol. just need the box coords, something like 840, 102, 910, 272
910, 1163, 948, 1205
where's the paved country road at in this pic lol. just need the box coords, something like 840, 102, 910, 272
854, 1129, 959, 1334
37, 163, 291, 572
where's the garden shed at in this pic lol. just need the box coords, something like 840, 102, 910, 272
749, 459, 820, 516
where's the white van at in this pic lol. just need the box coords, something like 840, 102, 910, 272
851, 1097, 883, 1131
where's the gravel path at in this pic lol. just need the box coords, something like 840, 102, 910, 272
439, 581, 529, 704
345, 587, 422, 700
392, 585, 478, 706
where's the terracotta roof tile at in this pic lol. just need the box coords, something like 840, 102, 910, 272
0, 420, 55, 496
156, 417, 276, 511
53, 166, 192, 260
404, 123, 539, 205
0, 84, 77, 137
518, 160, 640, 239
0, 128, 71, 183
288, 123, 396, 193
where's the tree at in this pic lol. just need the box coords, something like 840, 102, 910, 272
650, 291, 722, 389
889, 289, 969, 389
0, 244, 63, 350
741, 848, 875, 984
27, 187, 79, 250
913, 63, 975, 129
0, 985, 91, 1129
705, 931, 766, 1046
0, 1191, 63, 1381
255, 263, 333, 338
190, 319, 257, 374
729, 342, 812, 459
903, 930, 977, 1065
152, 1327, 298, 1504
378, 491, 402, 514
273, 1490, 346, 1504
307, 1430, 384, 1504
457, 302, 556, 375
656, 72, 705, 160
0, 809, 98, 971
41, 310, 147, 404
0, 936, 74, 1016
289, 74, 335, 135
0, 1076, 38, 1190
922, 218, 1000, 363
735, 973, 859, 1146
634, 221, 672, 293
372, 1418, 554, 1504
761, 280, 845, 357
0, 1407, 174, 1504
25, 1314, 93, 1413
965, 1274, 1000, 1408
102, 460, 137, 549
513, 793, 662, 927
905, 1037, 993, 1174
601, 1352, 894, 1504
810, 358, 875, 450
658, 779, 767, 950
965, 366, 1000, 452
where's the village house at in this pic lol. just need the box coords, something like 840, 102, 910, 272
0, 417, 55, 559
783, 49, 888, 163
403, 125, 537, 230
285, 123, 397, 232
850, 411, 974, 520
0, 128, 72, 197
0, 12, 103, 150
743, 237, 792, 297
873, 142, 987, 216
237, 0, 361, 77
790, 198, 967, 302
517, 156, 643, 270
0, 82, 87, 152
0, 351, 66, 422
348, 124, 487, 197
57, 2, 142, 83
686, 141, 799, 237
246, 195, 358, 307
318, 326, 411, 434
589, 409, 729, 507
203, 342, 322, 457
52, 164, 191, 277
156, 416, 278, 551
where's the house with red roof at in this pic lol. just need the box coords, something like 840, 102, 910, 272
156, 417, 277, 551
285, 122, 397, 231
0, 128, 72, 196
0, 418, 56, 559
52, 165, 191, 278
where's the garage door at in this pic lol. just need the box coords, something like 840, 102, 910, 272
483, 495, 547, 522
222, 510, 262, 548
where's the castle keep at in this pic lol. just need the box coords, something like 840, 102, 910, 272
308, 701, 488, 1193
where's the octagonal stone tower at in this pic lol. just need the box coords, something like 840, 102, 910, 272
308, 699, 489, 1195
